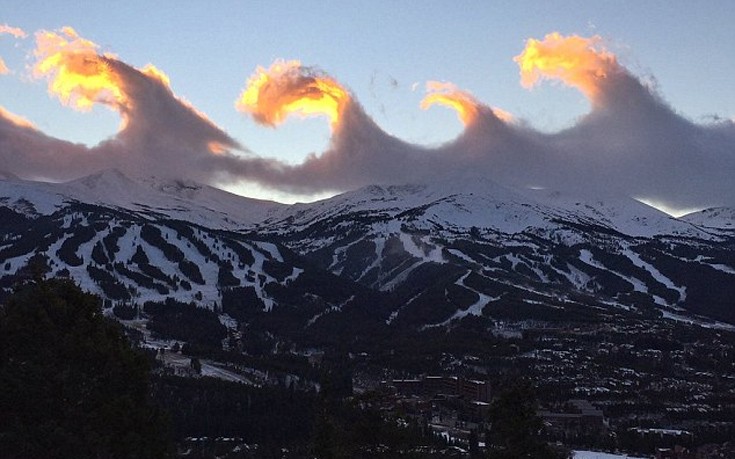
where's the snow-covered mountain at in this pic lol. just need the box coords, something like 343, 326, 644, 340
1, 170, 734, 333
0, 168, 283, 229
681, 207, 735, 229
262, 175, 715, 241
260, 175, 735, 327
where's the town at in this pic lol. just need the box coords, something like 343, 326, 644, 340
133, 304, 735, 458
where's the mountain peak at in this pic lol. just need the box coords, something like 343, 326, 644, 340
65, 168, 137, 191
0, 169, 283, 228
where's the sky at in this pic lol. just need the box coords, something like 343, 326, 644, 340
1, 1, 734, 214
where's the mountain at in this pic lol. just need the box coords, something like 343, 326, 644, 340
4, 171, 733, 455
681, 206, 735, 229
0, 168, 283, 228
1, 170, 734, 339
0, 173, 391, 343
261, 175, 735, 326
263, 175, 711, 240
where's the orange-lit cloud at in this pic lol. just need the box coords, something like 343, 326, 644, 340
0, 106, 37, 130
0, 27, 242, 182
420, 81, 514, 126
33, 27, 127, 112
420, 81, 481, 125
140, 63, 171, 88
0, 24, 26, 75
207, 141, 228, 155
30, 27, 233, 145
236, 59, 351, 130
514, 32, 619, 103
222, 36, 734, 210
1, 26, 733, 213
0, 24, 27, 39
490, 107, 514, 124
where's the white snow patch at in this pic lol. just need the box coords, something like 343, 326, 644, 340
253, 241, 283, 262
660, 309, 735, 331
200, 362, 253, 384
218, 314, 238, 330
623, 246, 686, 302
399, 232, 445, 264
560, 263, 592, 289
706, 263, 735, 275
386, 291, 423, 325
283, 267, 303, 284
380, 260, 424, 291
573, 451, 648, 459
307, 295, 355, 327
579, 249, 650, 296
446, 248, 476, 264
356, 237, 386, 283
424, 271, 499, 328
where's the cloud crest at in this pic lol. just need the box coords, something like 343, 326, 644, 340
1, 28, 241, 181
0, 29, 733, 212
235, 60, 350, 130
0, 24, 26, 39
0, 23, 27, 75
514, 32, 619, 104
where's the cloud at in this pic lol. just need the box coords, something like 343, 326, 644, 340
0, 24, 27, 75
222, 36, 734, 212
519, 34, 735, 209
235, 59, 350, 129
420, 81, 482, 125
0, 24, 27, 39
0, 107, 36, 130
1, 28, 733, 214
514, 32, 619, 105
222, 62, 526, 194
1, 27, 242, 182
33, 27, 127, 112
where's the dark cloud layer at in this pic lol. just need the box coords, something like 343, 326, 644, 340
0, 30, 733, 213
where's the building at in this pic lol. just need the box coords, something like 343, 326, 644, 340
388, 375, 491, 402
539, 399, 606, 442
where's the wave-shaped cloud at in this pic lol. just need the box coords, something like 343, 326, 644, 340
1, 27, 241, 181
0, 28, 733, 212
224, 33, 735, 210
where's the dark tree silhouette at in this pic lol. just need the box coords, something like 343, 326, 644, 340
0, 278, 172, 458
487, 379, 567, 459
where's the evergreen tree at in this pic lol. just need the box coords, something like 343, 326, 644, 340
319, 348, 353, 400
487, 379, 566, 458
190, 357, 202, 374
0, 278, 173, 458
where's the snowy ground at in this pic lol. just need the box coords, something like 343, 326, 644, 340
573, 451, 649, 459
120, 319, 253, 384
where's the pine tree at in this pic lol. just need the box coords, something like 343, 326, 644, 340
0, 278, 173, 458
487, 379, 567, 458
190, 357, 202, 374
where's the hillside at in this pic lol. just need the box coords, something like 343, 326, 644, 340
1, 171, 734, 332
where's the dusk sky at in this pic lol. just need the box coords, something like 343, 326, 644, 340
1, 1, 734, 211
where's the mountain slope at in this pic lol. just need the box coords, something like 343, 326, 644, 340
261, 176, 735, 326
1, 171, 734, 330
681, 206, 735, 229
0, 200, 391, 343
0, 169, 283, 229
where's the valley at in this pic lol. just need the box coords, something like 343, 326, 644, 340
1, 170, 734, 457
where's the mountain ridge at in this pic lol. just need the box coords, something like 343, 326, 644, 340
0, 168, 285, 229
1, 170, 734, 331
